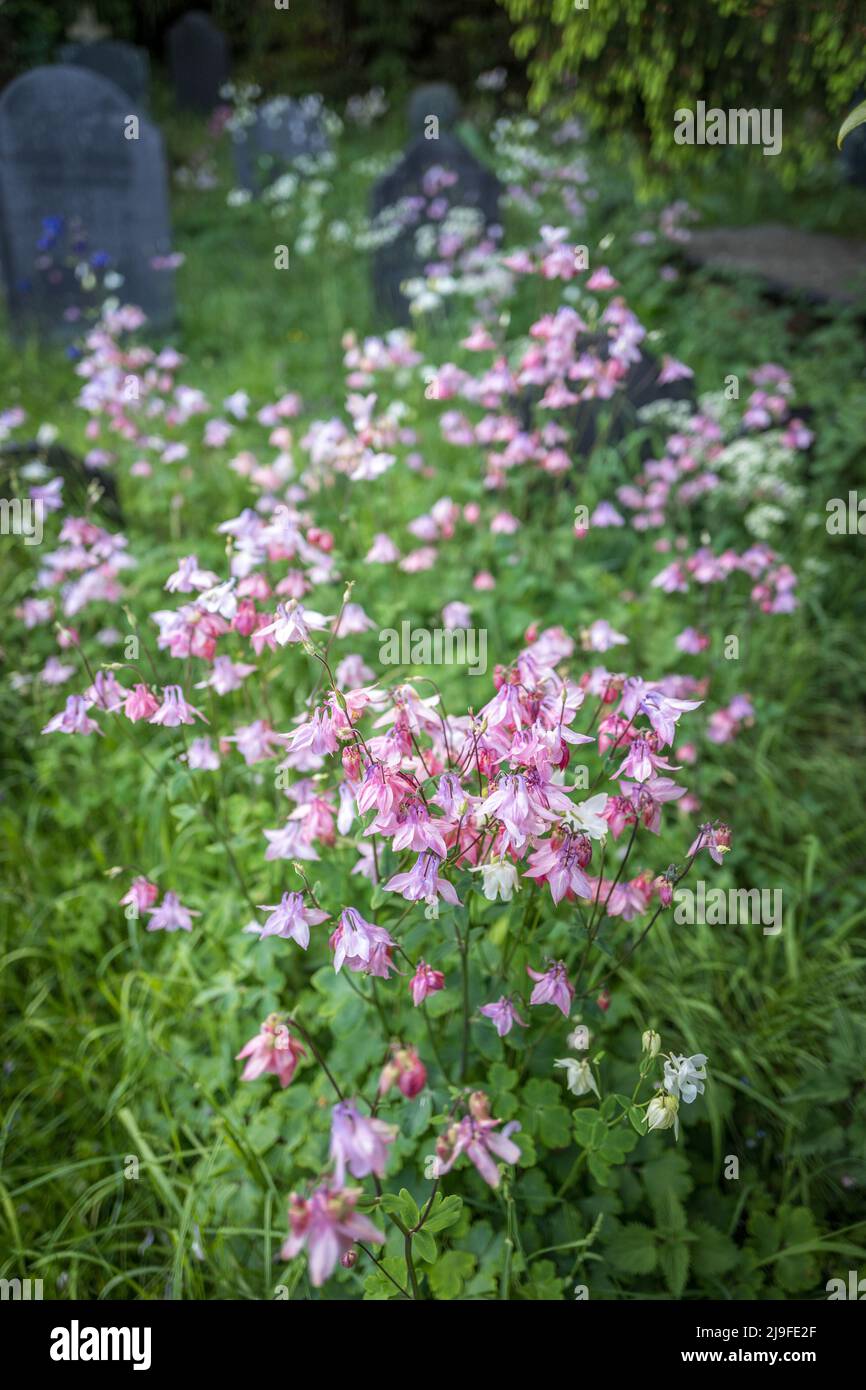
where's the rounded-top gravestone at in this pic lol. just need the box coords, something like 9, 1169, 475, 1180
57, 40, 150, 108
0, 66, 175, 340
370, 129, 501, 324
167, 10, 231, 113
407, 83, 461, 139
233, 95, 331, 194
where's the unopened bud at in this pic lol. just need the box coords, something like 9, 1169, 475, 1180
468, 1090, 491, 1121
646, 1092, 679, 1136
642, 1029, 661, 1057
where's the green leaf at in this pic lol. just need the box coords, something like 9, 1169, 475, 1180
412, 1228, 437, 1264
522, 1078, 560, 1110
539, 1104, 573, 1148
363, 1256, 408, 1301
660, 1239, 690, 1296
628, 1106, 647, 1135
522, 1258, 566, 1300
588, 1151, 613, 1186
606, 1222, 657, 1274
423, 1194, 463, 1235
573, 1107, 605, 1148
380, 1189, 419, 1227
428, 1250, 476, 1300
489, 1062, 518, 1093
691, 1221, 739, 1278
642, 1150, 694, 1205
598, 1127, 639, 1163
651, 1186, 688, 1234
838, 100, 866, 148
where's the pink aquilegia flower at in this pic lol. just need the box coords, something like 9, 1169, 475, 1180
281, 1185, 385, 1287
638, 691, 702, 747
479, 996, 528, 1037
688, 821, 732, 865
124, 683, 160, 722
42, 695, 103, 736
524, 832, 593, 904
235, 1014, 306, 1087
258, 600, 333, 646
145, 891, 200, 933
330, 907, 396, 977
119, 877, 159, 914
149, 685, 207, 727
410, 960, 446, 1006
249, 891, 329, 949
329, 1100, 397, 1184
385, 851, 461, 908
434, 1092, 521, 1188
527, 960, 574, 1016
184, 736, 221, 770
379, 1044, 427, 1099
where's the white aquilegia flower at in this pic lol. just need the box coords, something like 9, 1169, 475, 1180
563, 792, 609, 840
647, 1092, 679, 1139
663, 1053, 708, 1104
473, 859, 520, 902
554, 1057, 599, 1098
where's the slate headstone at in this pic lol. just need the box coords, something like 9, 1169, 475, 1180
58, 40, 150, 108
407, 83, 461, 139
370, 130, 501, 324
685, 224, 866, 305
0, 66, 175, 340
233, 95, 330, 194
167, 10, 230, 113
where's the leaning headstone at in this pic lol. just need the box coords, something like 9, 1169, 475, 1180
407, 83, 461, 139
370, 130, 501, 324
685, 224, 866, 304
0, 67, 175, 340
233, 95, 330, 194
58, 40, 150, 108
167, 10, 230, 113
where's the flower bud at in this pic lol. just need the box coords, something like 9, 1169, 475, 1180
567, 1024, 591, 1052
653, 875, 673, 907
646, 1092, 679, 1135
396, 1046, 427, 1099
340, 1249, 358, 1269
468, 1090, 491, 1121
642, 1029, 661, 1057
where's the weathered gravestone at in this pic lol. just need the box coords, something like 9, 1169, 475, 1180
167, 11, 230, 113
684, 224, 866, 305
233, 95, 330, 194
0, 67, 175, 340
407, 83, 461, 139
58, 40, 150, 108
370, 130, 501, 324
